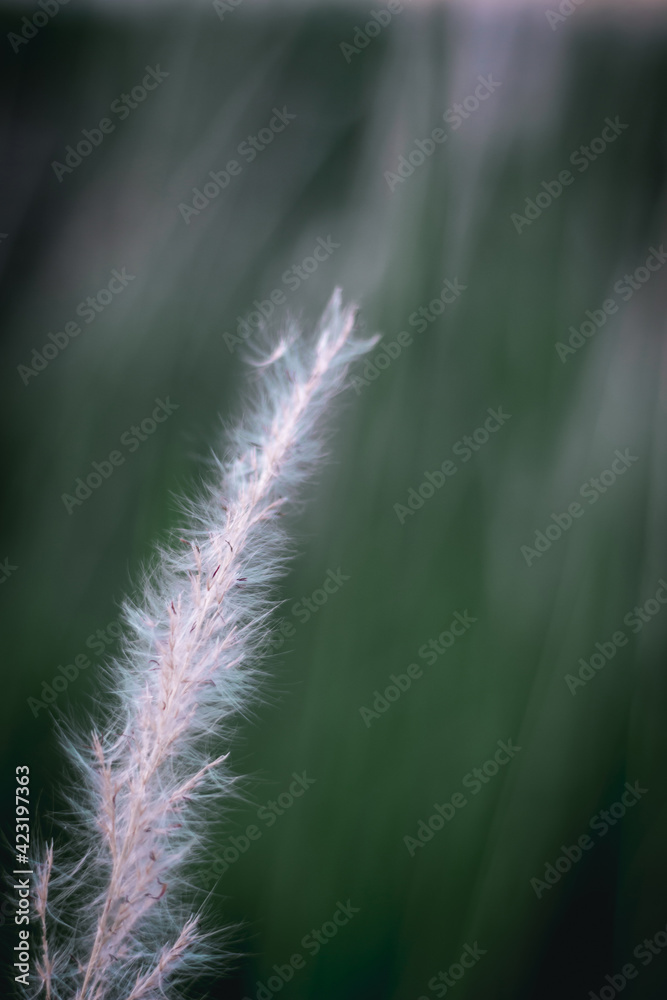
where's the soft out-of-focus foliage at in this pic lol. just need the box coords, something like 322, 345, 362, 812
1, 3, 666, 998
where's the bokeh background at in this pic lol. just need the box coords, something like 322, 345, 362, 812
2, 0, 667, 997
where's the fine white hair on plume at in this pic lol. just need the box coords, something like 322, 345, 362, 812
30, 289, 379, 1000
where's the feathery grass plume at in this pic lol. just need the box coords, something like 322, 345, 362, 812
31, 289, 379, 1000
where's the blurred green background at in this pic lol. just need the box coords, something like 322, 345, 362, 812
1, 1, 667, 997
